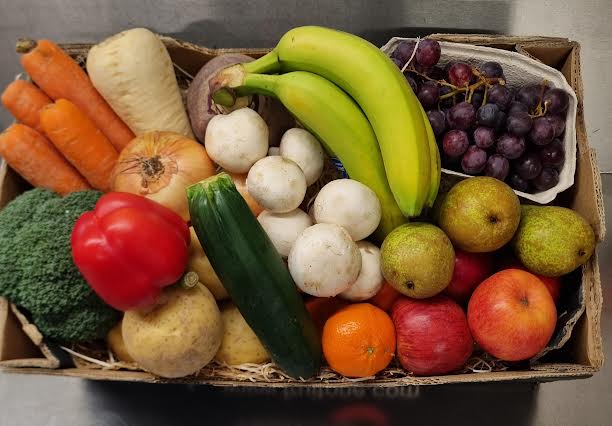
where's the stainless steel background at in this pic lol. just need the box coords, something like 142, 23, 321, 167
0, 1, 610, 425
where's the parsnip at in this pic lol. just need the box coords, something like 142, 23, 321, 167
87, 28, 194, 138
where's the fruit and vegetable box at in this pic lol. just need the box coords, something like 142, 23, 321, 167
0, 27, 606, 387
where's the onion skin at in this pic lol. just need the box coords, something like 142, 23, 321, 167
228, 172, 264, 216
111, 131, 216, 220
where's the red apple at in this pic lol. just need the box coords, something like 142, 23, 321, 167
392, 295, 473, 375
444, 250, 494, 305
305, 296, 349, 335
539, 275, 561, 305
368, 281, 401, 312
467, 269, 557, 361
495, 261, 561, 305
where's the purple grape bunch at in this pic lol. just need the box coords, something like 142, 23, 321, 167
391, 40, 569, 194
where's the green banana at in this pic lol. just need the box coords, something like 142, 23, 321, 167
239, 26, 432, 217
215, 70, 406, 240
419, 104, 441, 208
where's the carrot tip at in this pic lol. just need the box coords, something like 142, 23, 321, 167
16, 38, 37, 54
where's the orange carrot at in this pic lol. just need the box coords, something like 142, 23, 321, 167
1, 80, 51, 132
40, 99, 118, 192
16, 38, 135, 151
0, 124, 91, 195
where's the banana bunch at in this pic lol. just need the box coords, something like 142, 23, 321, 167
210, 26, 441, 238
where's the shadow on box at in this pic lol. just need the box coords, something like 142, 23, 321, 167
84, 380, 536, 426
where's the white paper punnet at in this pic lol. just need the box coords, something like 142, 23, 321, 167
381, 38, 578, 204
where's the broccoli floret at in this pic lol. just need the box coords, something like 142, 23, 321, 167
0, 189, 56, 301
0, 188, 120, 342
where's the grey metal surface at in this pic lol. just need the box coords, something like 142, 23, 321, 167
0, 1, 610, 425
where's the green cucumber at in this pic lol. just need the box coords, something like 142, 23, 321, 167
187, 173, 321, 379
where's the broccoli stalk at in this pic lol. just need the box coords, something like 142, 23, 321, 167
0, 189, 120, 342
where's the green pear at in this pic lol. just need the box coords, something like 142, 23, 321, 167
512, 206, 596, 277
437, 177, 521, 253
381, 223, 455, 298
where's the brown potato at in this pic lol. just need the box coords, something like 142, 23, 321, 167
122, 283, 223, 378
106, 319, 135, 363
188, 227, 228, 300
215, 304, 270, 365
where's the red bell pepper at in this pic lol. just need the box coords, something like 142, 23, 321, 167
71, 192, 190, 311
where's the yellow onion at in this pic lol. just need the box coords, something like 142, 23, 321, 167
111, 131, 216, 220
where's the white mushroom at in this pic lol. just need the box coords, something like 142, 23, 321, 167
268, 147, 281, 156
247, 156, 307, 213
339, 241, 384, 301
257, 209, 313, 257
279, 128, 325, 185
288, 223, 361, 297
205, 108, 269, 173
313, 179, 382, 241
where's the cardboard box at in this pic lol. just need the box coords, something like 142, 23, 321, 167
0, 34, 605, 386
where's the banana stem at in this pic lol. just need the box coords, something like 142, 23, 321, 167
209, 54, 281, 107
243, 50, 282, 74
212, 88, 237, 107
212, 73, 280, 106
209, 63, 247, 107
236, 73, 280, 99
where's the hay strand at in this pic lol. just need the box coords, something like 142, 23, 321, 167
62, 343, 509, 383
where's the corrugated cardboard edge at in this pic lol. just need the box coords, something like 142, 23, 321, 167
0, 34, 605, 385
0, 298, 41, 364
0, 304, 61, 369
0, 364, 596, 387
552, 43, 605, 369
430, 34, 570, 46
574, 252, 604, 368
